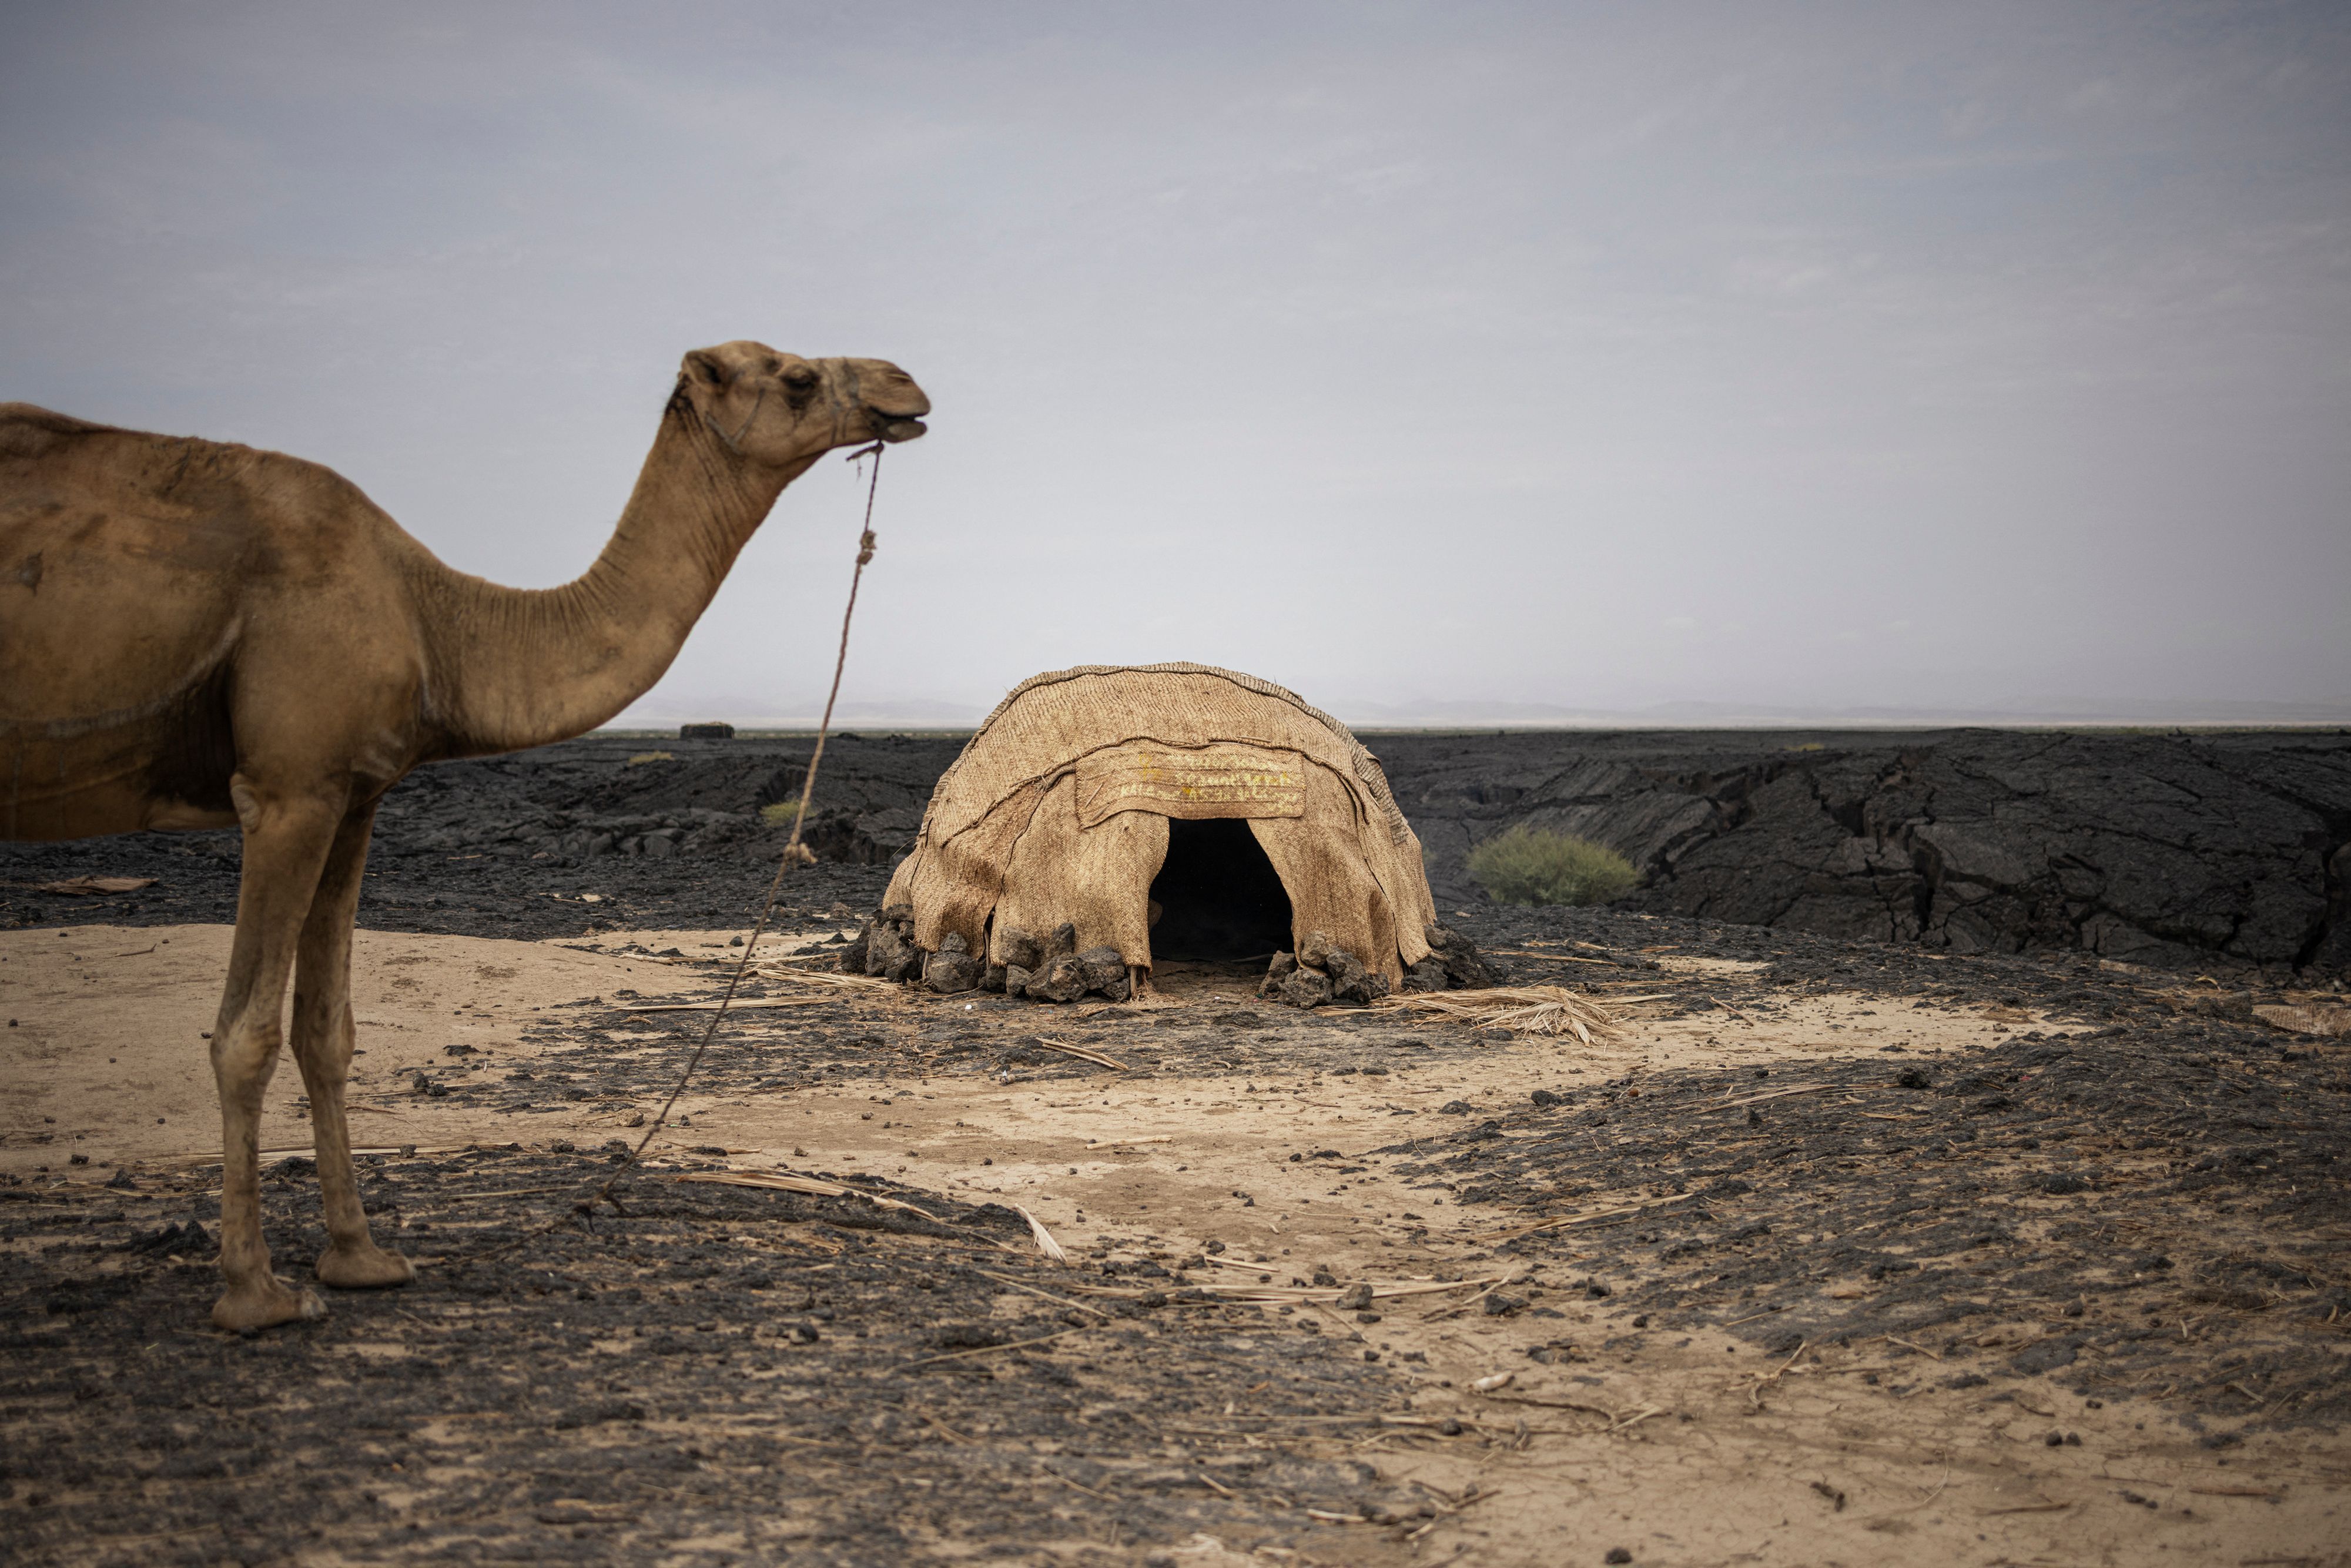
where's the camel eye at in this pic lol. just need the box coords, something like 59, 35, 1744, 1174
783, 365, 819, 391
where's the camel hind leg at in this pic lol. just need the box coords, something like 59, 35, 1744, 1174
210, 778, 344, 1332
291, 798, 413, 1292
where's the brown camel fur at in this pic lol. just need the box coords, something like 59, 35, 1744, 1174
0, 342, 929, 1331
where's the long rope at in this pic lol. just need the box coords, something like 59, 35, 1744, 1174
606, 440, 886, 1185
470, 443, 888, 1255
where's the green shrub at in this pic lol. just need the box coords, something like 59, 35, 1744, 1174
1466, 827, 1639, 906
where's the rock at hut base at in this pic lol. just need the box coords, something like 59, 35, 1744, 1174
1275, 966, 1334, 1010
1076, 946, 1126, 994
1323, 946, 1364, 1001
925, 950, 980, 994
1425, 923, 1499, 989
1326, 946, 1391, 1006
1027, 953, 1090, 1004
1260, 951, 1297, 997
865, 917, 922, 983
996, 925, 1043, 972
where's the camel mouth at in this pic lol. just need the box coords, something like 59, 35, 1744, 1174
876, 417, 927, 443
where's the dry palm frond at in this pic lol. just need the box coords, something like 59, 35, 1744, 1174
675, 1169, 944, 1224
1367, 985, 1620, 1041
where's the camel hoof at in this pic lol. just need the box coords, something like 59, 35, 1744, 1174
212, 1278, 328, 1334
317, 1242, 415, 1290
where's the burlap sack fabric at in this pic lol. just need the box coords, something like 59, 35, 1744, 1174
882, 663, 1439, 981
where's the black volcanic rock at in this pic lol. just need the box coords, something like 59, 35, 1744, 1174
5, 726, 2343, 976
1372, 729, 2351, 974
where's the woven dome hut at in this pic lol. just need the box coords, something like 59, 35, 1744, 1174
849, 663, 1491, 1006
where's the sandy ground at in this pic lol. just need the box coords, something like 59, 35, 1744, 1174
0, 924, 720, 1168
4, 922, 2343, 1567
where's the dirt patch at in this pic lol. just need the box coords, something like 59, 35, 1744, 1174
4, 900, 2347, 1564
3, 1152, 1413, 1565
0, 925, 721, 1170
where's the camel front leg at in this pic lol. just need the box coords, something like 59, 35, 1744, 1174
210, 782, 342, 1333
292, 799, 412, 1292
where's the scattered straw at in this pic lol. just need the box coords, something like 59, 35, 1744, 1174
32, 876, 156, 896
970, 1268, 1113, 1319
1034, 1037, 1132, 1071
1475, 1391, 1667, 1434
749, 966, 901, 994
157, 1144, 461, 1167
896, 1324, 1093, 1373
1712, 1083, 1834, 1111
1490, 949, 1622, 966
674, 1169, 944, 1225
615, 997, 833, 1014
1423, 1276, 1515, 1322
1070, 1274, 1502, 1308
1366, 986, 1619, 1041
1473, 1191, 1697, 1244
1014, 1204, 1070, 1264
1878, 1334, 1944, 1362
1746, 1338, 1810, 1410
1038, 1465, 1116, 1502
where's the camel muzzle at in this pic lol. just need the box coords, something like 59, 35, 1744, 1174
875, 416, 927, 443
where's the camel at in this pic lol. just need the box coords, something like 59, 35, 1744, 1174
0, 342, 929, 1331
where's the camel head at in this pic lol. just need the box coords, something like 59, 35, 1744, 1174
674, 340, 929, 473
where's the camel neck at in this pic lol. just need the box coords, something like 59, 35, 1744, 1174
420, 401, 788, 756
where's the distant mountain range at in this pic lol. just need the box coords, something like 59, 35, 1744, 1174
608, 693, 2351, 734
1324, 695, 2351, 729
611, 697, 991, 732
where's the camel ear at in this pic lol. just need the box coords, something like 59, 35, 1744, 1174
685, 350, 732, 388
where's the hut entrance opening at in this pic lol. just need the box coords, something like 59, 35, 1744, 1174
1147, 817, 1294, 961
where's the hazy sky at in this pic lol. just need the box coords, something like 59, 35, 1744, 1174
6, 2, 2346, 723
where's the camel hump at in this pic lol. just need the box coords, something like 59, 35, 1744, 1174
1, 407, 381, 530
0, 403, 124, 455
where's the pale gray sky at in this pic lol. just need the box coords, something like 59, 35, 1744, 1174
6, 2, 2347, 725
